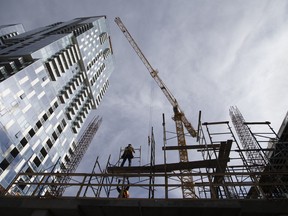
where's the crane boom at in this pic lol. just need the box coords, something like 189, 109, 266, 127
115, 17, 197, 138
115, 17, 197, 199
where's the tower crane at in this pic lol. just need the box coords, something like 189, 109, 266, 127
115, 17, 198, 198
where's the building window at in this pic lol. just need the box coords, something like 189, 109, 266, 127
72, 141, 77, 149
42, 113, 48, 121
36, 120, 42, 129
68, 148, 73, 155
20, 137, 28, 147
57, 125, 62, 134
64, 155, 70, 162
46, 139, 53, 149
18, 178, 26, 190
103, 48, 111, 59
28, 128, 35, 137
54, 101, 59, 109
25, 167, 34, 178
40, 147, 47, 158
62, 119, 67, 127
99, 32, 108, 44
10, 147, 19, 158
52, 132, 58, 141
58, 94, 65, 104
48, 107, 53, 114
0, 159, 9, 171
33, 156, 41, 167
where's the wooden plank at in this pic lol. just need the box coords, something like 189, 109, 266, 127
107, 159, 220, 174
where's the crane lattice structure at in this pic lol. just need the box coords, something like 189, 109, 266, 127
5, 116, 102, 196
114, 17, 197, 199
55, 116, 102, 196
230, 107, 288, 197
229, 106, 266, 172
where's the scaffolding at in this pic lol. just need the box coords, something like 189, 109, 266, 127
55, 115, 103, 196
4, 116, 102, 197
3, 110, 288, 200
148, 127, 155, 198
5, 165, 288, 199
229, 106, 266, 172
230, 106, 288, 198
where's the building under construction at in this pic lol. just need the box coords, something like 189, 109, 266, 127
0, 17, 288, 215
1, 107, 288, 215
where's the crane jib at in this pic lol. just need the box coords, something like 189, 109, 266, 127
115, 17, 197, 138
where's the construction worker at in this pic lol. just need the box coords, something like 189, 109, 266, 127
117, 178, 130, 198
120, 144, 135, 167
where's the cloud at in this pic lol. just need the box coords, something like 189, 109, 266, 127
2, 0, 288, 198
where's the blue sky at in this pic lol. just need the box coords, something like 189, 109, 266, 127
1, 0, 288, 197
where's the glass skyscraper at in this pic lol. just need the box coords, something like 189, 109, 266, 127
0, 16, 114, 194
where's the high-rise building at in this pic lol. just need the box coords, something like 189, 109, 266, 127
0, 16, 114, 193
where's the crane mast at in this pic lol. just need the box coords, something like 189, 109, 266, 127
115, 17, 197, 198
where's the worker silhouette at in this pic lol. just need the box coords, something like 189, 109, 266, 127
120, 144, 135, 167
117, 178, 130, 198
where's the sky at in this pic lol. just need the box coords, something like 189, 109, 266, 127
1, 0, 288, 197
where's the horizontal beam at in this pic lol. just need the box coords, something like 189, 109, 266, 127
235, 148, 274, 152
243, 121, 271, 125
162, 144, 221, 151
202, 121, 229, 125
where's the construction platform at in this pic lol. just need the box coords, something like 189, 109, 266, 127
107, 159, 226, 173
0, 196, 287, 216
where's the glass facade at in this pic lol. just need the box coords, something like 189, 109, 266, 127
0, 16, 114, 194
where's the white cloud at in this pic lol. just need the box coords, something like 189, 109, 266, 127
2, 0, 288, 198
